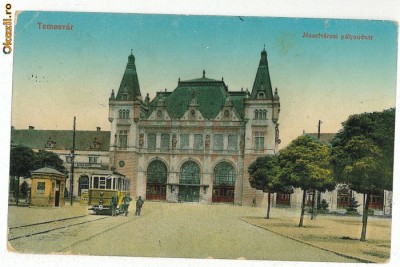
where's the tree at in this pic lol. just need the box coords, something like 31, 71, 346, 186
248, 155, 292, 219
317, 199, 329, 214
279, 135, 335, 227
9, 146, 67, 205
9, 145, 35, 205
331, 109, 395, 241
34, 149, 67, 174
9, 145, 35, 178
346, 197, 360, 215
20, 180, 30, 198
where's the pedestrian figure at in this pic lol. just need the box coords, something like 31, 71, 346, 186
135, 196, 144, 216
111, 193, 118, 216
122, 193, 132, 216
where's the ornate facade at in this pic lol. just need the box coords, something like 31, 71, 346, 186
108, 48, 281, 205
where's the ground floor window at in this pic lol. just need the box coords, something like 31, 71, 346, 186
369, 192, 384, 210
78, 175, 89, 196
306, 189, 315, 207
276, 192, 291, 206
337, 185, 352, 208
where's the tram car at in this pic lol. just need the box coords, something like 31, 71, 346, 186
88, 171, 131, 215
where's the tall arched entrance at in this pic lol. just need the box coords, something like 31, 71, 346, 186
179, 161, 200, 202
146, 160, 167, 200
212, 162, 235, 203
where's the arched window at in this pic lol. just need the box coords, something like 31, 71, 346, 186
126, 109, 130, 118
262, 110, 267, 120
119, 110, 123, 118
254, 110, 259, 119
213, 162, 235, 186
147, 160, 167, 184
180, 161, 200, 184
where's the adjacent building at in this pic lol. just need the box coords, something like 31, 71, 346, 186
11, 126, 111, 200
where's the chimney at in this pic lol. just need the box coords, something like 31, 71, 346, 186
29, 126, 35, 130
96, 127, 101, 131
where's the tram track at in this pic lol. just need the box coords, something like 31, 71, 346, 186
57, 213, 139, 253
8, 209, 147, 254
8, 215, 109, 241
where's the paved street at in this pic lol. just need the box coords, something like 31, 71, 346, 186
35, 202, 358, 262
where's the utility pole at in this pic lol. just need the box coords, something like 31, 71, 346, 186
317, 119, 322, 139
70, 117, 76, 206
312, 119, 323, 220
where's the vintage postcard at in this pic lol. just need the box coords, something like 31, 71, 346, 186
1, 2, 399, 267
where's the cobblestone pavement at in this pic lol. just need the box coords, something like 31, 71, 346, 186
47, 202, 358, 262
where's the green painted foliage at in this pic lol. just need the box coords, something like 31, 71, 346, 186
331, 108, 395, 193
34, 149, 67, 174
248, 155, 290, 193
279, 135, 335, 191
9, 146, 67, 178
9, 145, 35, 177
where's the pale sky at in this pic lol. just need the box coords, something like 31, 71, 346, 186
11, 12, 397, 148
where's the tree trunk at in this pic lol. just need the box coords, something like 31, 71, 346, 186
16, 176, 20, 206
311, 190, 315, 220
361, 193, 371, 242
299, 189, 307, 227
266, 192, 271, 219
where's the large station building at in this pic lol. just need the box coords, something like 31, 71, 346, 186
108, 48, 281, 205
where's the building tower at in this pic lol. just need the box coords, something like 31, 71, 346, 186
242, 47, 281, 205
108, 51, 145, 198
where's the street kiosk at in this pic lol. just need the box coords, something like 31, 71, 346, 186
30, 167, 67, 207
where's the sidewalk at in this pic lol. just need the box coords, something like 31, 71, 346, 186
241, 208, 391, 263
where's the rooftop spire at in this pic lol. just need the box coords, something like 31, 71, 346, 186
250, 46, 273, 99
203, 70, 206, 78
115, 52, 141, 101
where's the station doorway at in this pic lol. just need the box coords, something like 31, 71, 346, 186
212, 162, 235, 203
178, 161, 200, 203
146, 160, 167, 201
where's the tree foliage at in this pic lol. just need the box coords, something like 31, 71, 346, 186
279, 135, 335, 226
249, 155, 283, 193
331, 108, 395, 192
248, 155, 292, 219
279, 135, 335, 192
331, 108, 395, 241
9, 145, 35, 177
346, 197, 360, 214
34, 149, 67, 174
10, 146, 67, 178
